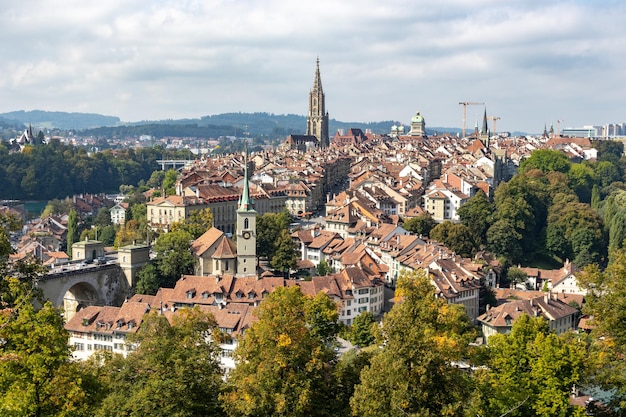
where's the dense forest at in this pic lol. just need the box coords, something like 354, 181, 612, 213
82, 113, 400, 139
0, 140, 192, 200
0, 110, 120, 130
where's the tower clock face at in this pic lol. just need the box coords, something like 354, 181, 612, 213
242, 231, 251, 240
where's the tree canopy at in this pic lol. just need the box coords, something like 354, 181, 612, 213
94, 308, 224, 417
351, 270, 475, 416
221, 286, 339, 417
0, 277, 99, 416
470, 315, 588, 417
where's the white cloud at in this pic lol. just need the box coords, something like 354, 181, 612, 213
1, 0, 625, 131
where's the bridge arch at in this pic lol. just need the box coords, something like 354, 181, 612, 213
62, 281, 103, 317
39, 264, 134, 321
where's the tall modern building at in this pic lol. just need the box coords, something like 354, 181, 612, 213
306, 57, 329, 148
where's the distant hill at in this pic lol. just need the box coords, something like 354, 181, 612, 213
0, 110, 464, 138
0, 110, 120, 130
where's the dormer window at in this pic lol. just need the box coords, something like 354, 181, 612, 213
187, 289, 196, 299
236, 291, 243, 300
127, 321, 135, 330
202, 291, 209, 299
214, 293, 223, 302
248, 292, 255, 300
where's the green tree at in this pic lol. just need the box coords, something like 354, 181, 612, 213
256, 211, 292, 260
221, 286, 339, 417
430, 221, 475, 257
0, 277, 99, 416
578, 248, 626, 408
595, 139, 624, 164
348, 311, 376, 347
153, 230, 195, 287
170, 208, 214, 240
567, 163, 597, 204
487, 219, 523, 263
546, 197, 605, 267
162, 169, 178, 195
520, 149, 571, 174
333, 349, 375, 417
146, 170, 166, 188
470, 315, 588, 417
93, 207, 112, 227
506, 266, 528, 288
98, 225, 117, 246
134, 263, 161, 295
95, 308, 224, 416
350, 270, 475, 416
316, 259, 332, 276
488, 172, 549, 263
457, 189, 494, 248
114, 219, 144, 248
41, 198, 73, 218
67, 208, 79, 258
594, 160, 621, 189
401, 213, 436, 237
270, 229, 299, 277
591, 184, 602, 210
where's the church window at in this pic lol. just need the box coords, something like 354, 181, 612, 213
244, 218, 249, 229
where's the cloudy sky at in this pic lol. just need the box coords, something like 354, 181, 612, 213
1, 0, 624, 132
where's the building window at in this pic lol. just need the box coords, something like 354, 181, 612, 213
244, 218, 249, 229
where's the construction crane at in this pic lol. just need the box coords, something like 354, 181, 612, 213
488, 116, 501, 137
458, 102, 484, 138
556, 119, 563, 136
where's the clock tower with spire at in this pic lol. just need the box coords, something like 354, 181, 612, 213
236, 151, 257, 276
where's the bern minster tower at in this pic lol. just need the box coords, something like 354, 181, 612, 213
236, 151, 257, 276
306, 57, 329, 148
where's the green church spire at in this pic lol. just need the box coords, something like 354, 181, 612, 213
237, 149, 254, 212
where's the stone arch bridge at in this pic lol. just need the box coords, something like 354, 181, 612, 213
37, 263, 131, 321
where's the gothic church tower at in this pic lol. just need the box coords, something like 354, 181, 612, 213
306, 57, 329, 148
236, 152, 257, 276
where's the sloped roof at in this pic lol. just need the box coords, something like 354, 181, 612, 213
191, 227, 224, 256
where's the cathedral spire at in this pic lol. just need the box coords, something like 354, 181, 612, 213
313, 56, 322, 93
306, 57, 329, 148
